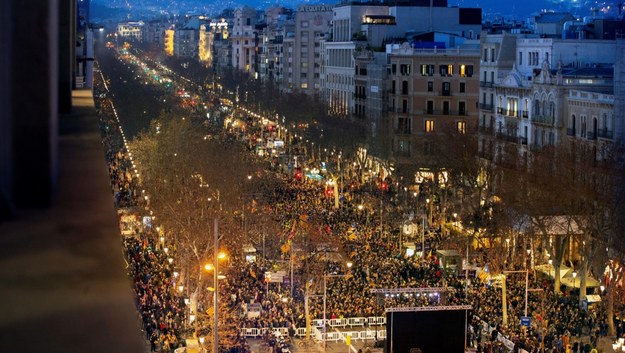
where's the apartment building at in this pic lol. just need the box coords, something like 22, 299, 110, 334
321, 1, 481, 117
292, 5, 333, 95
388, 42, 480, 170
231, 7, 260, 73
477, 31, 617, 166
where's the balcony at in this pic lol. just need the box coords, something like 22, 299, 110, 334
479, 150, 493, 159
353, 93, 367, 99
422, 109, 469, 116
394, 128, 412, 135
440, 90, 452, 96
597, 128, 613, 139
479, 103, 493, 111
478, 125, 494, 134
521, 110, 528, 118
586, 131, 596, 140
532, 115, 554, 125
480, 81, 494, 88
567, 128, 576, 136
496, 132, 521, 144
518, 136, 528, 145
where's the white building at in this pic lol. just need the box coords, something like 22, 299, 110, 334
117, 21, 144, 41
231, 7, 259, 73
478, 32, 617, 165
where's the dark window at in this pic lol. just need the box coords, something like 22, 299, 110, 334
426, 100, 434, 114
402, 99, 408, 113
459, 82, 465, 93
400, 64, 411, 76
443, 101, 450, 115
402, 81, 408, 95
427, 81, 433, 92
442, 82, 451, 96
398, 117, 411, 134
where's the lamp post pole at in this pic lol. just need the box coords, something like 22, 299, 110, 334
572, 271, 577, 304
323, 275, 327, 351
421, 213, 426, 258
214, 218, 219, 353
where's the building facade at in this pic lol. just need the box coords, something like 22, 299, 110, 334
292, 5, 333, 95
231, 7, 260, 73
478, 32, 618, 166
388, 43, 480, 171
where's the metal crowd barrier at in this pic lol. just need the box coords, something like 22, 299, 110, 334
240, 316, 387, 340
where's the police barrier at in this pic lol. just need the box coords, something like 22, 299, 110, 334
347, 317, 366, 327
328, 318, 347, 328
367, 316, 386, 326
295, 327, 307, 337
241, 316, 387, 339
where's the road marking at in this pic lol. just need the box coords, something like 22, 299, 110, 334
332, 328, 358, 353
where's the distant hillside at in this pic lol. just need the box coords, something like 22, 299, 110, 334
91, 2, 129, 22
92, 0, 602, 21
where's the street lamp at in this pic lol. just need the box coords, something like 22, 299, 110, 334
572, 271, 577, 295
203, 219, 227, 353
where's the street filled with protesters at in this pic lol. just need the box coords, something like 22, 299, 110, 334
91, 44, 624, 353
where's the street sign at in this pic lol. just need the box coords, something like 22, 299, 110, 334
520, 316, 531, 327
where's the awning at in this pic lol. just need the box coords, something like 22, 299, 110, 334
535, 263, 571, 279
560, 273, 601, 288
585, 295, 602, 303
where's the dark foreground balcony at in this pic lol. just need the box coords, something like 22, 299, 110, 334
0, 90, 146, 353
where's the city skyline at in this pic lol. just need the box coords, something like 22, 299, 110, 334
91, 0, 622, 21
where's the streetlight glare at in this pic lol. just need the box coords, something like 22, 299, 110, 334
204, 263, 215, 271
217, 251, 227, 260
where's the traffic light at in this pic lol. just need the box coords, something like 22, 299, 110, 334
294, 170, 302, 181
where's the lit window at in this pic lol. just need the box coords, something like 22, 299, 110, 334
425, 120, 435, 132
457, 121, 466, 134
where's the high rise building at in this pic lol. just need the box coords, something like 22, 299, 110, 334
321, 2, 481, 117
292, 5, 333, 95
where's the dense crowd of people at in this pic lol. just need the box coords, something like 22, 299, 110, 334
93, 49, 618, 353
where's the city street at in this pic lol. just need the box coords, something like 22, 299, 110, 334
92, 38, 623, 353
